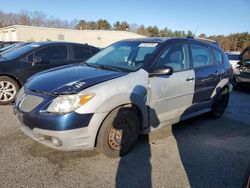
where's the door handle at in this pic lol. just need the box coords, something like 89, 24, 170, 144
186, 76, 194, 81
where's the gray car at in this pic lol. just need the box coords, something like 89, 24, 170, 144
14, 37, 233, 157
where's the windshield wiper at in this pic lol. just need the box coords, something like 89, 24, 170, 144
82, 62, 99, 68
97, 64, 122, 72
82, 62, 121, 72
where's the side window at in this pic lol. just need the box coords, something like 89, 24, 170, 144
190, 44, 213, 68
34, 45, 67, 62
154, 43, 190, 72
72, 45, 96, 60
212, 48, 223, 64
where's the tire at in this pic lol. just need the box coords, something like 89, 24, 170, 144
0, 76, 20, 105
210, 89, 229, 118
242, 163, 250, 188
97, 107, 140, 158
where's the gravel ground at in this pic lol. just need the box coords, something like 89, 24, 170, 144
0, 90, 250, 188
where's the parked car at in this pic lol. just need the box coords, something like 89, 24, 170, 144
225, 51, 240, 69
233, 46, 250, 88
0, 41, 19, 49
14, 37, 233, 158
0, 42, 99, 104
0, 42, 30, 54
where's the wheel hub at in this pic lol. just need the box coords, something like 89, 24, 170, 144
108, 120, 130, 150
0, 81, 16, 102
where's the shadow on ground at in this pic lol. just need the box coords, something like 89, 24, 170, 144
113, 112, 250, 188
172, 113, 250, 187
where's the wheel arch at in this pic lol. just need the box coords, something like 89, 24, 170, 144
211, 78, 231, 100
94, 93, 148, 147
0, 74, 22, 88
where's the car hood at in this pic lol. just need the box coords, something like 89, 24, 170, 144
26, 64, 127, 95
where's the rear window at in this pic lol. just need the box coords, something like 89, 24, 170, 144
212, 49, 223, 64
190, 44, 213, 68
72, 45, 97, 60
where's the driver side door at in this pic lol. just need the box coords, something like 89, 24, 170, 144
148, 42, 195, 127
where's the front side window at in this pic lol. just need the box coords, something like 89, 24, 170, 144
153, 43, 190, 72
212, 48, 223, 64
191, 44, 213, 68
86, 41, 159, 71
34, 45, 67, 62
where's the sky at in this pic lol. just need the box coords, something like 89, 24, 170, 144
1, 0, 250, 36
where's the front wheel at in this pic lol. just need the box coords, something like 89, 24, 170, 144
210, 89, 229, 118
97, 107, 140, 158
0, 76, 20, 105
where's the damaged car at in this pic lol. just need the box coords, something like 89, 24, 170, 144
14, 37, 233, 158
233, 46, 250, 88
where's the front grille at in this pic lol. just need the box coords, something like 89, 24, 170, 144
19, 95, 43, 112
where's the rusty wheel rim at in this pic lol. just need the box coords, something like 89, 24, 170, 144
108, 120, 130, 150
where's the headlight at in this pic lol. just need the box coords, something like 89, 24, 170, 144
47, 94, 94, 113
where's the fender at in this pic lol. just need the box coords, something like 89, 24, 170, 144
211, 78, 232, 99
96, 92, 149, 132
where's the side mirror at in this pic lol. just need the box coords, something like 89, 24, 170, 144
149, 66, 173, 77
32, 57, 42, 66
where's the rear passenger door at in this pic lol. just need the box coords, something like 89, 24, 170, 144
190, 43, 222, 103
70, 44, 99, 64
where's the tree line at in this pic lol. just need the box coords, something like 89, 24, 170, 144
0, 10, 249, 51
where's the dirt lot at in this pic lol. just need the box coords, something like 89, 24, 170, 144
0, 90, 250, 188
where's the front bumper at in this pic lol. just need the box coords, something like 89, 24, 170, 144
20, 123, 92, 151
14, 89, 108, 151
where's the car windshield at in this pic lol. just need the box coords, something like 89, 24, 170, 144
1, 43, 41, 60
86, 41, 159, 71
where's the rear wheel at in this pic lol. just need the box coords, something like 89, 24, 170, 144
210, 89, 229, 118
97, 107, 140, 158
0, 76, 19, 105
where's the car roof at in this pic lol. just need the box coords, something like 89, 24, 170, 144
121, 37, 222, 50
29, 41, 95, 47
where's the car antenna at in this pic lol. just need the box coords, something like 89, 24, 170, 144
193, 25, 199, 37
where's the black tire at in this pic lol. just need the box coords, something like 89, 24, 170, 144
210, 90, 229, 118
0, 76, 20, 105
242, 163, 250, 188
97, 107, 140, 158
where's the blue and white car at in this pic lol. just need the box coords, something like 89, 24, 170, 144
14, 37, 233, 158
